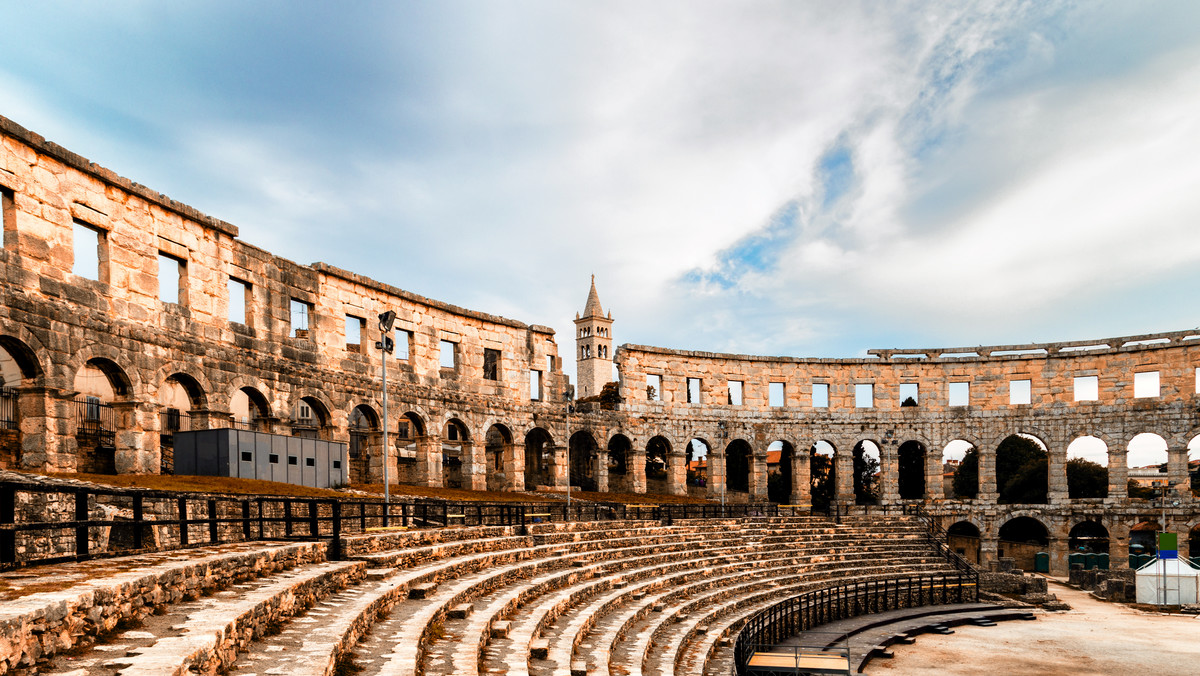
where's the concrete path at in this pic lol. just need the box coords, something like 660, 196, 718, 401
868, 580, 1200, 675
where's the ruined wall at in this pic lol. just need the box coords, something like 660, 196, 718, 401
0, 114, 568, 486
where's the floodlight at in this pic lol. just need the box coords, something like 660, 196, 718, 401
378, 310, 397, 332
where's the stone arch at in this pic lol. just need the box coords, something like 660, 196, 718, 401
607, 433, 632, 492
1068, 520, 1110, 555
766, 439, 795, 504
1126, 432, 1169, 500
348, 404, 380, 484
1128, 519, 1162, 557
73, 356, 134, 400
809, 440, 836, 512
995, 433, 1048, 504
230, 385, 272, 430
1190, 523, 1200, 561
289, 394, 333, 438
946, 520, 982, 564
441, 417, 471, 489
66, 347, 139, 399
1065, 435, 1109, 499
569, 430, 599, 492
0, 333, 45, 385
152, 364, 211, 408
524, 427, 555, 491
725, 439, 752, 494
998, 515, 1050, 571
941, 439, 977, 500
485, 423, 516, 492
645, 435, 672, 492
155, 371, 207, 474
852, 439, 881, 505
897, 439, 927, 500
685, 438, 710, 490
0, 334, 46, 470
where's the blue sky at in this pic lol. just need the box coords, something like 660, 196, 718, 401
3, 1, 1200, 383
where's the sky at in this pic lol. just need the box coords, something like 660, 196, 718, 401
3, 1, 1200, 401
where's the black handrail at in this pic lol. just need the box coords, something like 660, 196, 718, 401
901, 504, 980, 584
731, 572, 977, 675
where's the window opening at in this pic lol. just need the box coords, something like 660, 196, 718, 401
686, 377, 701, 403
948, 382, 970, 407
240, 451, 252, 462
483, 348, 500, 380
1, 187, 14, 250
305, 457, 315, 467
812, 383, 829, 408
1074, 375, 1099, 402
345, 315, 365, 352
728, 380, 743, 405
228, 277, 249, 324
440, 340, 456, 369
1010, 379, 1031, 405
396, 329, 412, 360
158, 253, 184, 305
855, 383, 873, 408
769, 382, 784, 407
899, 383, 918, 407
72, 221, 103, 280
1133, 371, 1160, 398
290, 299, 312, 338
646, 374, 661, 401
530, 370, 542, 400
288, 456, 298, 465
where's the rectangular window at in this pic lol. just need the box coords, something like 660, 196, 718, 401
305, 457, 316, 467
647, 374, 661, 401
1, 187, 14, 249
396, 329, 412, 360
687, 377, 701, 403
948, 382, 970, 406
812, 383, 829, 408
228, 277, 249, 324
397, 421, 410, 439
439, 340, 457, 369
483, 348, 500, 380
332, 460, 342, 470
1074, 375, 1099, 402
855, 383, 874, 408
240, 451, 252, 462
1010, 379, 1031, 405
290, 299, 312, 338
728, 380, 744, 406
547, 355, 555, 371
345, 315, 364, 351
158, 253, 184, 304
1196, 367, 1200, 394
1133, 371, 1160, 398
769, 382, 785, 407
899, 383, 919, 406
288, 455, 298, 465
530, 369, 542, 400
72, 221, 103, 280
269, 454, 279, 464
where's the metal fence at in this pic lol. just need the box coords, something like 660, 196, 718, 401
732, 573, 977, 675
902, 504, 982, 581
0, 477, 777, 570
73, 396, 115, 447
0, 387, 16, 430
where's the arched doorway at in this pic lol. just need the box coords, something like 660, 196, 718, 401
1127, 433, 1169, 500
524, 427, 554, 490
998, 516, 1050, 572
0, 337, 41, 470
853, 440, 881, 505
947, 521, 981, 564
943, 440, 977, 499
607, 434, 631, 493
1068, 520, 1110, 558
996, 434, 1048, 504
767, 440, 794, 504
348, 405, 379, 484
442, 419, 470, 489
158, 374, 204, 474
230, 386, 270, 432
1066, 436, 1109, 499
73, 358, 131, 474
687, 439, 709, 491
897, 440, 926, 500
569, 430, 598, 492
485, 424, 515, 492
725, 439, 752, 495
292, 396, 331, 440
810, 441, 835, 513
645, 436, 671, 493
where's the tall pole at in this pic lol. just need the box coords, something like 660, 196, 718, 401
376, 311, 397, 527
566, 402, 571, 512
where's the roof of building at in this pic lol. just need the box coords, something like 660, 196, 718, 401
582, 275, 605, 318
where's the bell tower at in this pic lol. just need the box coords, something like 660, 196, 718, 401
574, 275, 613, 399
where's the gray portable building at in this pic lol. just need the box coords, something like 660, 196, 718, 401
173, 428, 349, 489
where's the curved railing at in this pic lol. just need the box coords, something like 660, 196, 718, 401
902, 504, 980, 584
732, 572, 977, 675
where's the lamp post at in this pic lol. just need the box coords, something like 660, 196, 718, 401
376, 311, 397, 526
566, 401, 574, 512
718, 422, 728, 515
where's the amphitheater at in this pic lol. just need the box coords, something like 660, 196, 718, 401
0, 112, 1198, 675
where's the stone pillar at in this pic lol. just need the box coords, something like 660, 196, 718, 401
1047, 445, 1068, 504
835, 449, 855, 506
925, 446, 944, 501
551, 442, 568, 489
879, 441, 899, 505
790, 451, 810, 509
1167, 445, 1190, 499
1109, 530, 1129, 569
631, 450, 647, 494
413, 435, 441, 487
506, 442, 525, 492
977, 443, 999, 504
112, 400, 158, 474
186, 409, 222, 430
667, 451, 687, 496
18, 387, 73, 473
1049, 536, 1069, 576
707, 449, 726, 501
1107, 448, 1128, 501
979, 531, 999, 570
750, 452, 768, 501
595, 449, 608, 493
459, 440, 485, 491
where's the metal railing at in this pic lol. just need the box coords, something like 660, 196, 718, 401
0, 478, 777, 570
0, 387, 17, 430
732, 573, 977, 675
902, 504, 981, 583
159, 409, 191, 434
73, 396, 115, 447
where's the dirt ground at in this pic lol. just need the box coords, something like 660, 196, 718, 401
869, 580, 1200, 675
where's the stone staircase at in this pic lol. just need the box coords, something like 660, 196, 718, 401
0, 515, 960, 676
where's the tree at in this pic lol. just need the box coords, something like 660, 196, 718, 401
901, 396, 917, 407
853, 443, 880, 505
952, 448, 979, 499
996, 436, 1047, 504
809, 453, 834, 513
1127, 479, 1159, 500
1066, 458, 1108, 499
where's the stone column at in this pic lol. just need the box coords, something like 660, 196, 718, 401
460, 440, 485, 491
186, 409, 223, 430
791, 451, 810, 509
835, 448, 855, 506
18, 387, 73, 473
750, 452, 768, 501
595, 449, 608, 493
1047, 444, 1068, 504
667, 451, 687, 496
1049, 536, 1069, 576
979, 530, 999, 570
879, 441, 899, 505
506, 441, 525, 492
924, 445, 944, 501
631, 450, 647, 494
112, 400, 158, 474
1109, 531, 1129, 569
1107, 447, 1128, 501
413, 435, 441, 487
707, 449, 726, 501
977, 442, 999, 504
551, 442, 568, 489
1167, 445, 1190, 499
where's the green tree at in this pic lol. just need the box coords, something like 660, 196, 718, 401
853, 443, 880, 505
996, 436, 1048, 504
1127, 479, 1159, 500
809, 453, 834, 512
952, 448, 979, 499
1066, 458, 1108, 499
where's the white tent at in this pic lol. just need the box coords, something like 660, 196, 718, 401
1134, 557, 1200, 605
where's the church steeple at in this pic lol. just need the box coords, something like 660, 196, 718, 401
574, 276, 614, 399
